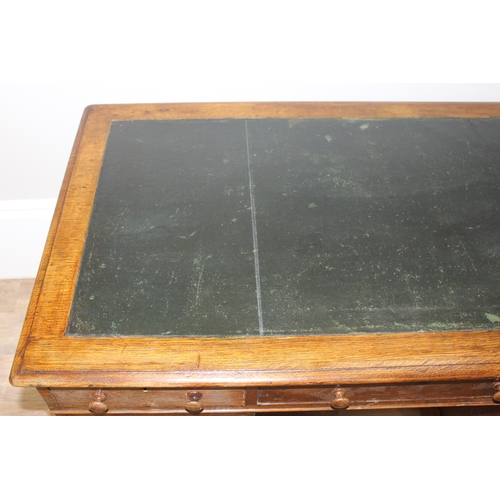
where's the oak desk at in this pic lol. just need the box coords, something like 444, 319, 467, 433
10, 102, 500, 415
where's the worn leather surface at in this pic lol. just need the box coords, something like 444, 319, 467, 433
67, 118, 500, 337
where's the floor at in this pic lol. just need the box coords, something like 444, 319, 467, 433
1, 279, 49, 415
1, 278, 497, 416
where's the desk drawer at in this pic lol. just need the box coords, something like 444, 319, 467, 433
47, 388, 246, 415
258, 381, 499, 410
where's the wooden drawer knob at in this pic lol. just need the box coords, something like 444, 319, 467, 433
88, 389, 108, 413
185, 391, 203, 414
493, 383, 500, 403
331, 388, 350, 409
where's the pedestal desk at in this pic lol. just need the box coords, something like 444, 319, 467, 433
10, 102, 500, 415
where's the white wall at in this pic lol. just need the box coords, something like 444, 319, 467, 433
1, 2, 500, 278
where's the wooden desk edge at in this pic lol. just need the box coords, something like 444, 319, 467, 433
84, 101, 500, 120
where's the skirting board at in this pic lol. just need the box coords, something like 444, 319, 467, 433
0, 199, 56, 279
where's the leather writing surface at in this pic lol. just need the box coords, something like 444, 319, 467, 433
67, 118, 500, 337
68, 120, 259, 337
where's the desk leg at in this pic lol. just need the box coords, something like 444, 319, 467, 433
37, 388, 61, 414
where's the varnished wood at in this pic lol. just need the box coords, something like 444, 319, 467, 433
9, 102, 500, 414
11, 331, 500, 387
88, 389, 108, 413
185, 401, 204, 414
48, 388, 245, 414
257, 380, 498, 409
31, 381, 500, 414
493, 383, 500, 403
330, 389, 350, 409
245, 388, 258, 406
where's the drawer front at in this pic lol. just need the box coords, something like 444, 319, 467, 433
42, 381, 500, 414
258, 381, 500, 410
48, 388, 246, 415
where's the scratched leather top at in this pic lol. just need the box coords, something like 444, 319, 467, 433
66, 118, 500, 337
